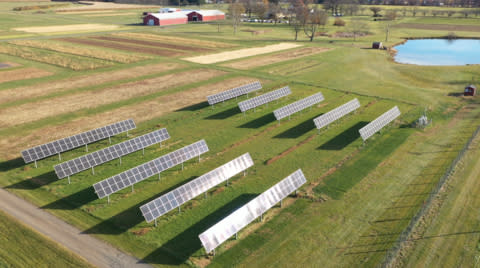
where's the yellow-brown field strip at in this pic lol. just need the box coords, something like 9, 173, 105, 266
0, 67, 52, 84
0, 69, 225, 128
112, 32, 234, 49
90, 36, 212, 53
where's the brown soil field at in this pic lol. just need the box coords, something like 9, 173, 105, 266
56, 1, 159, 11
13, 24, 119, 33
83, 12, 137, 17
393, 23, 480, 32
223, 47, 332, 70
0, 63, 182, 105
112, 33, 234, 49
10, 39, 149, 63
0, 69, 225, 128
1, 76, 253, 160
0, 67, 52, 84
91, 36, 211, 53
184, 43, 302, 64
59, 37, 185, 57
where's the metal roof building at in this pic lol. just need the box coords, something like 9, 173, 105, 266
143, 12, 188, 26
186, 10, 225, 22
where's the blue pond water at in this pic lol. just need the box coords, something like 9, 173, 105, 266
394, 39, 480, 66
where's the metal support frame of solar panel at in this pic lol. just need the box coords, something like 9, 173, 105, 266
313, 98, 361, 131
54, 128, 170, 181
140, 152, 254, 224
207, 81, 262, 105
93, 140, 209, 200
359, 106, 401, 141
199, 169, 307, 254
238, 86, 291, 113
273, 92, 324, 121
21, 119, 136, 165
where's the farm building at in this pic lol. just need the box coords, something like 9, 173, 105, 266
464, 85, 477, 96
186, 10, 225, 22
372, 42, 383, 49
143, 12, 187, 26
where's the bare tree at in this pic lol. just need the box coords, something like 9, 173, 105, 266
229, 2, 245, 34
291, 4, 307, 40
268, 3, 282, 24
253, 1, 268, 20
348, 17, 369, 41
304, 8, 328, 42
239, 0, 254, 18
370, 7, 382, 17
410, 7, 418, 17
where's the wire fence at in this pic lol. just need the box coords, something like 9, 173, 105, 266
381, 124, 480, 267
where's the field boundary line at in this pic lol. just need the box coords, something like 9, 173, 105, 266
381, 123, 480, 267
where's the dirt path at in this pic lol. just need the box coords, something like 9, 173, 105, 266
0, 188, 151, 268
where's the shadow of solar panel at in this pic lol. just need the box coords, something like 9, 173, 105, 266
359, 106, 401, 141
207, 81, 262, 105
140, 153, 254, 223
54, 128, 170, 179
21, 119, 136, 164
93, 140, 209, 199
274, 92, 324, 121
313, 98, 361, 130
238, 86, 291, 113
199, 169, 307, 253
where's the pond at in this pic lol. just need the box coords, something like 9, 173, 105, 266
394, 39, 480, 66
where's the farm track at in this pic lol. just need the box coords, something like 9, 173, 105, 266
91, 36, 212, 53
0, 69, 225, 128
0, 76, 253, 159
0, 188, 151, 268
59, 38, 185, 57
0, 63, 182, 105
0, 67, 51, 83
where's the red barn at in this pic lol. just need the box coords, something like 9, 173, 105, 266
186, 10, 225, 22
143, 13, 187, 26
464, 85, 477, 96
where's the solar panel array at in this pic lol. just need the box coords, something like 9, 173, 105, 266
238, 86, 291, 113
313, 98, 361, 130
273, 92, 324, 121
140, 153, 254, 223
21, 119, 136, 164
207, 81, 262, 105
199, 169, 307, 253
93, 140, 209, 199
359, 106, 401, 141
54, 128, 170, 179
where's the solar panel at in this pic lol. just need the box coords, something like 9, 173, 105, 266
199, 169, 307, 254
313, 98, 361, 130
21, 119, 136, 164
273, 92, 324, 121
238, 86, 291, 113
93, 140, 209, 200
140, 153, 254, 223
359, 106, 401, 141
207, 81, 262, 105
54, 128, 170, 180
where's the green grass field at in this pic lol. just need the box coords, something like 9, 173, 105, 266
0, 2, 480, 267
0, 210, 93, 268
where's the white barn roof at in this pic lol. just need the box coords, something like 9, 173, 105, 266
193, 10, 225, 16
149, 12, 187, 19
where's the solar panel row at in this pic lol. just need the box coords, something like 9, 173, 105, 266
199, 169, 307, 253
93, 140, 209, 199
238, 86, 291, 113
140, 152, 254, 223
207, 81, 262, 105
359, 106, 401, 141
54, 128, 170, 179
313, 98, 361, 130
273, 92, 324, 121
21, 119, 136, 164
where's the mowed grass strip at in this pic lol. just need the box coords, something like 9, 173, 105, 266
315, 128, 412, 199
0, 210, 92, 268
0, 62, 182, 105
0, 76, 255, 159
91, 36, 212, 53
13, 24, 119, 33
59, 37, 185, 57
0, 67, 51, 83
9, 39, 150, 63
112, 32, 235, 48
0, 69, 225, 128
0, 43, 113, 70
393, 23, 480, 32
222, 47, 333, 70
